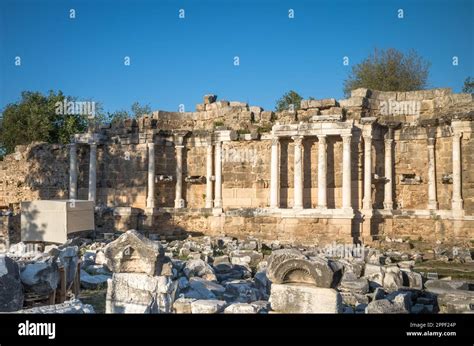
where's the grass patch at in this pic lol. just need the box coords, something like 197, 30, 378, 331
414, 260, 474, 281
79, 288, 107, 314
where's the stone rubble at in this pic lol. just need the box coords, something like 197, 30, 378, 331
1, 233, 473, 314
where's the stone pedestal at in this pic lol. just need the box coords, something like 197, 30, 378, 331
269, 284, 342, 313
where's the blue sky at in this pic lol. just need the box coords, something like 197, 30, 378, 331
0, 0, 473, 114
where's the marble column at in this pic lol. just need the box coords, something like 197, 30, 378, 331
69, 143, 78, 200
451, 131, 463, 213
362, 135, 372, 210
270, 136, 280, 209
342, 134, 352, 210
205, 140, 214, 208
174, 141, 185, 209
214, 141, 223, 209
146, 142, 156, 209
292, 135, 303, 209
384, 132, 394, 210
317, 135, 327, 209
427, 137, 438, 210
88, 143, 97, 202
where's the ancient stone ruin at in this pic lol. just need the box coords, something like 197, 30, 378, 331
0, 88, 473, 314
1, 88, 473, 246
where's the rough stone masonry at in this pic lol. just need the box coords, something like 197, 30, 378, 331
0, 88, 473, 246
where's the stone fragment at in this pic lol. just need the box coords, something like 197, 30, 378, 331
401, 270, 423, 289
382, 271, 403, 292
267, 250, 335, 287
57, 246, 79, 286
308, 98, 337, 109
437, 291, 474, 313
224, 303, 258, 314
191, 299, 227, 314
105, 273, 176, 313
0, 255, 24, 312
269, 284, 342, 313
223, 279, 259, 303
363, 264, 384, 287
184, 277, 225, 300
183, 259, 216, 280
365, 298, 409, 314
350, 88, 371, 98
203, 94, 217, 104
251, 300, 270, 313
214, 262, 251, 282
20, 258, 59, 295
339, 272, 369, 294
249, 106, 263, 114
16, 299, 95, 314
411, 304, 434, 314
104, 230, 164, 276
229, 250, 263, 268
424, 279, 470, 293
229, 101, 248, 108
80, 269, 109, 290
173, 297, 196, 313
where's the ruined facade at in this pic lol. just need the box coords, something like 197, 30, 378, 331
0, 88, 473, 246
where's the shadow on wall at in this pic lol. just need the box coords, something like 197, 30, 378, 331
23, 143, 69, 201
18, 203, 46, 243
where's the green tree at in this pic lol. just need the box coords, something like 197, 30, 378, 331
343, 48, 430, 97
275, 90, 303, 112
462, 77, 474, 94
108, 102, 152, 125
0, 91, 89, 155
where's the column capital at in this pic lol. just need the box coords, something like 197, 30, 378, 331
452, 131, 463, 139
341, 134, 352, 144
427, 137, 436, 147
362, 132, 372, 140
291, 135, 304, 146
147, 142, 155, 148
318, 135, 327, 145
271, 136, 280, 146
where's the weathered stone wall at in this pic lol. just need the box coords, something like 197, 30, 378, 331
0, 143, 69, 206
0, 88, 472, 245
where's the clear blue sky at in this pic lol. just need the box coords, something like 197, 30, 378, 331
0, 0, 473, 114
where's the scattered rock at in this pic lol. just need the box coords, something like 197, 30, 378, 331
269, 283, 342, 313
0, 255, 24, 312
20, 258, 59, 295
104, 230, 164, 276
224, 303, 258, 314
191, 299, 227, 314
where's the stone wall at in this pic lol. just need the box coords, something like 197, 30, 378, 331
0, 88, 473, 245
